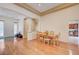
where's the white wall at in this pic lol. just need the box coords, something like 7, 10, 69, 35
39, 5, 79, 44
0, 3, 40, 38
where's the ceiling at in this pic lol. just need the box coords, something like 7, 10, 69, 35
15, 3, 78, 16
27, 3, 61, 12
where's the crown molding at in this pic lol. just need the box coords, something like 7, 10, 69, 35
40, 3, 78, 16
14, 3, 79, 16
15, 3, 41, 15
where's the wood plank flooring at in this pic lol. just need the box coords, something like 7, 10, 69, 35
0, 38, 79, 55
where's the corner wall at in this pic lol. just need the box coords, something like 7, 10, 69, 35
39, 5, 79, 44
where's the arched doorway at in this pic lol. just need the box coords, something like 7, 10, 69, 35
24, 18, 38, 40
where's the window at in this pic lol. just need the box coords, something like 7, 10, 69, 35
14, 22, 18, 35
0, 21, 4, 38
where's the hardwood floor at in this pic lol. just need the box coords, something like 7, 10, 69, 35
0, 38, 79, 55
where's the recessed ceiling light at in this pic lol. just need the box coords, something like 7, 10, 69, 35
38, 3, 41, 6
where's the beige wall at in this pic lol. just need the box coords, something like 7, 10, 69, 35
24, 18, 38, 40
38, 5, 79, 44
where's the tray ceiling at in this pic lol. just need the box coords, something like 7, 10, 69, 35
15, 3, 78, 16
27, 3, 61, 12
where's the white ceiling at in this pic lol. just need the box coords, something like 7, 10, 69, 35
27, 3, 62, 12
